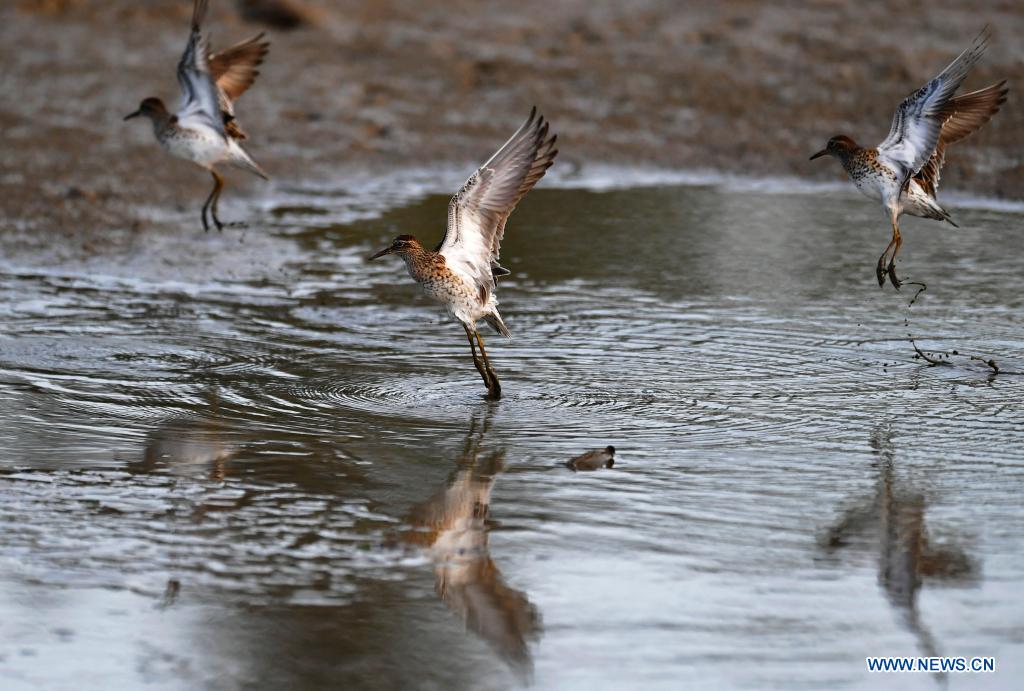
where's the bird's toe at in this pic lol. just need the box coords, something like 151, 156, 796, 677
875, 259, 887, 287
887, 262, 902, 290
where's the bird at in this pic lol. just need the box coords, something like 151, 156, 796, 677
565, 446, 616, 471
124, 0, 270, 231
369, 108, 558, 399
810, 29, 1007, 288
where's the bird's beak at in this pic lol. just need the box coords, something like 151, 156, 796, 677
809, 149, 829, 161
124, 110, 141, 121
369, 246, 394, 260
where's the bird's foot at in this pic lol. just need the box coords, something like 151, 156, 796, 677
876, 255, 902, 289
886, 261, 902, 290
208, 218, 248, 232
209, 212, 245, 232
477, 364, 501, 400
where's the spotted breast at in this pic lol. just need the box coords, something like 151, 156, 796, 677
160, 124, 229, 168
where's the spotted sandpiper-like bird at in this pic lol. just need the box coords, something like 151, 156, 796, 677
810, 29, 1007, 288
124, 0, 270, 231
369, 108, 557, 399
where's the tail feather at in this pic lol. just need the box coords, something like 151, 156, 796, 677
930, 195, 959, 227
230, 142, 269, 180
926, 199, 959, 227
484, 311, 511, 338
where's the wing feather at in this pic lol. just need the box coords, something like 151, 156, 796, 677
914, 80, 1008, 197
209, 33, 270, 139
210, 33, 270, 103
438, 108, 558, 300
175, 0, 224, 136
878, 28, 991, 184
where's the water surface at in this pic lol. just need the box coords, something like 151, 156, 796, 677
1, 177, 1023, 689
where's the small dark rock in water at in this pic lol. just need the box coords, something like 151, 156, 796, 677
158, 578, 181, 609
66, 186, 96, 202
566, 446, 615, 471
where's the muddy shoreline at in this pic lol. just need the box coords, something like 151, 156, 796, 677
2, 1, 1022, 263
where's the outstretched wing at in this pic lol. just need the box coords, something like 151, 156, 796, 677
878, 28, 991, 186
438, 108, 558, 301
914, 81, 1008, 197
175, 0, 224, 135
209, 32, 271, 139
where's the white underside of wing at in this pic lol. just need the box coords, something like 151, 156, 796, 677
878, 117, 936, 179
441, 215, 494, 302
435, 108, 556, 319
877, 32, 990, 180
177, 88, 220, 124
177, 22, 226, 139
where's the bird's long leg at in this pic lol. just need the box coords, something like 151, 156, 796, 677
463, 323, 490, 387
474, 329, 502, 399
886, 215, 903, 289
876, 208, 902, 289
208, 170, 226, 232
200, 172, 219, 232
876, 231, 897, 288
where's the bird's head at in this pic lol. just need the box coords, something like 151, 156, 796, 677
810, 135, 858, 161
124, 97, 169, 122
369, 234, 422, 260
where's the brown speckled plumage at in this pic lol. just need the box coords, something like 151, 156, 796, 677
398, 240, 482, 315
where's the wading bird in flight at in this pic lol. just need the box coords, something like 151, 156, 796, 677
124, 0, 270, 231
369, 108, 558, 399
810, 29, 1007, 288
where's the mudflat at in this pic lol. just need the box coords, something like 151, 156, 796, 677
1, 0, 1021, 262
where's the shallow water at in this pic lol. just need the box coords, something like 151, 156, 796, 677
1, 178, 1023, 690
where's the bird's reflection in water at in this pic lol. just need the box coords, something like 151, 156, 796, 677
822, 425, 977, 671
402, 412, 541, 678
137, 390, 238, 481
141, 418, 237, 480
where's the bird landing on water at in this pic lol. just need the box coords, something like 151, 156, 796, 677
369, 108, 558, 399
124, 0, 270, 231
810, 28, 1007, 289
